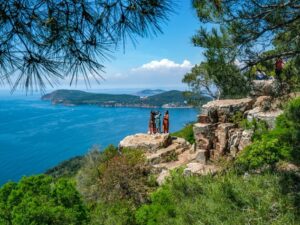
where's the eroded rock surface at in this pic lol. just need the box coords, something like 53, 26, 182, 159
119, 133, 172, 152
202, 98, 254, 123
246, 108, 283, 128
251, 79, 276, 97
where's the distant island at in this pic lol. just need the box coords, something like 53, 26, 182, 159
135, 89, 165, 97
42, 89, 209, 108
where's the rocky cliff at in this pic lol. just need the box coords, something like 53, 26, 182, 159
119, 80, 299, 184
193, 80, 300, 163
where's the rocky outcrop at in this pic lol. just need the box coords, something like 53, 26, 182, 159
250, 79, 276, 97
119, 133, 172, 152
246, 108, 283, 128
193, 81, 294, 162
119, 133, 219, 185
119, 81, 297, 184
202, 98, 254, 123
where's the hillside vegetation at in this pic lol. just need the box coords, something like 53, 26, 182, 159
1, 97, 300, 224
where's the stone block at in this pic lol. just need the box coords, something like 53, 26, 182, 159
195, 149, 208, 164
238, 130, 254, 151
119, 133, 172, 152
202, 98, 254, 123
197, 114, 211, 123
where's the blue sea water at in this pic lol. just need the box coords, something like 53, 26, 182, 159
0, 93, 198, 185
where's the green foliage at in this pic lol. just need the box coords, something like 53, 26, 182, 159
236, 97, 300, 171
90, 200, 137, 225
0, 175, 88, 225
172, 124, 195, 144
228, 111, 244, 125
76, 145, 118, 202
136, 171, 298, 225
0, 0, 172, 91
183, 60, 250, 100
236, 137, 291, 171
186, 1, 300, 101
192, 0, 300, 68
45, 155, 85, 179
97, 148, 152, 205
239, 118, 269, 140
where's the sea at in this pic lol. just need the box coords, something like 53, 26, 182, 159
0, 90, 199, 185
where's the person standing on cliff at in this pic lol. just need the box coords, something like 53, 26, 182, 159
275, 57, 284, 83
163, 110, 169, 133
148, 111, 156, 134
275, 57, 285, 94
155, 111, 161, 133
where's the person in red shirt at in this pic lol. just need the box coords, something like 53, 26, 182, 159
163, 111, 169, 133
275, 57, 284, 82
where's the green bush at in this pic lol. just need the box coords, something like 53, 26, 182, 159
236, 97, 300, 171
45, 155, 85, 179
172, 124, 195, 144
90, 200, 136, 225
236, 136, 291, 171
0, 175, 88, 225
136, 171, 298, 225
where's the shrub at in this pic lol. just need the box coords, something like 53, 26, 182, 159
45, 155, 85, 179
76, 145, 118, 202
0, 175, 88, 225
172, 124, 195, 144
90, 200, 136, 225
236, 136, 291, 171
236, 97, 300, 171
136, 171, 298, 225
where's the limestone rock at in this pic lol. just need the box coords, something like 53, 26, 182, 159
195, 149, 208, 164
119, 133, 172, 152
197, 114, 211, 123
247, 108, 283, 128
146, 137, 190, 164
193, 123, 216, 150
202, 98, 254, 123
238, 130, 254, 151
215, 123, 235, 155
254, 96, 272, 111
251, 79, 276, 97
228, 129, 243, 157
183, 163, 219, 176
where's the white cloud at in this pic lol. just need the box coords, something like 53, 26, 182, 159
131, 59, 193, 73
99, 58, 195, 89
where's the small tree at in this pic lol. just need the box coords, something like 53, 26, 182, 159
0, 175, 88, 225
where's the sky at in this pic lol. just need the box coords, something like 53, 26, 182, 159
1, 0, 204, 93
100, 0, 203, 90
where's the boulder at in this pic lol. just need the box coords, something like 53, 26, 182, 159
238, 130, 254, 151
253, 96, 272, 111
250, 79, 276, 97
202, 98, 254, 123
119, 133, 172, 152
183, 163, 219, 176
247, 107, 283, 128
195, 149, 208, 164
193, 123, 216, 150
228, 129, 243, 157
197, 114, 211, 123
215, 123, 235, 155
